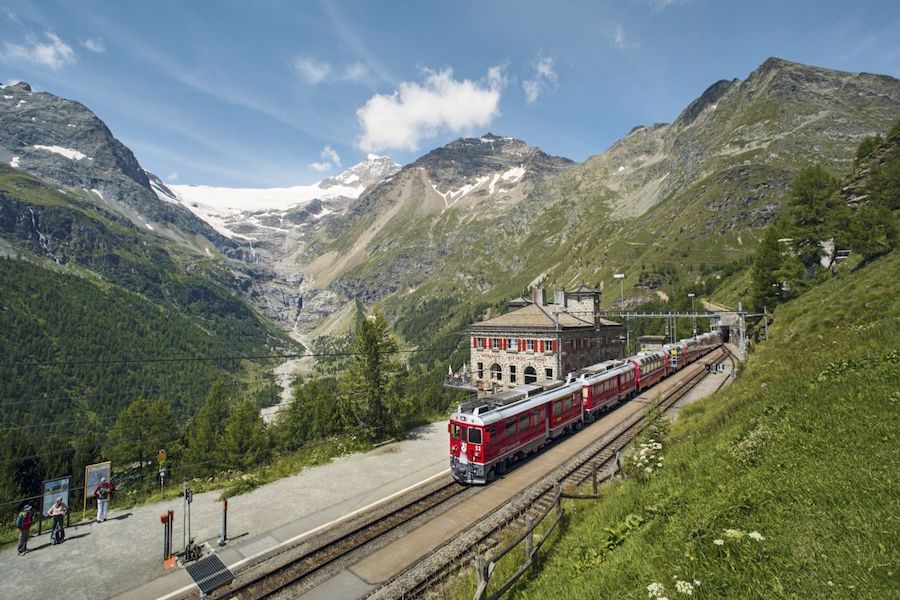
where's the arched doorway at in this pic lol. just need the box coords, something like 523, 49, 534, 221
490, 363, 502, 381
524, 366, 537, 384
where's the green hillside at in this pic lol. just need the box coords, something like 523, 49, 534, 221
0, 165, 295, 506
499, 250, 899, 598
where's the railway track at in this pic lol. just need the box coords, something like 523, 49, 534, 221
223, 479, 471, 599
370, 347, 729, 599
204, 347, 731, 600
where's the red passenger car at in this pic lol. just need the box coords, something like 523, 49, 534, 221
629, 349, 669, 392
449, 380, 582, 484
580, 360, 636, 422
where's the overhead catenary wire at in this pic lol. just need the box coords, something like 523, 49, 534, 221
0, 345, 461, 368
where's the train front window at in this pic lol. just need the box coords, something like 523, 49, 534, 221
450, 423, 462, 440
468, 428, 482, 444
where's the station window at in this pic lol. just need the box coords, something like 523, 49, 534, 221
509, 365, 517, 383
545, 368, 553, 379
468, 428, 482, 444
507, 338, 516, 350
492, 338, 500, 350
477, 362, 484, 378
526, 339, 535, 351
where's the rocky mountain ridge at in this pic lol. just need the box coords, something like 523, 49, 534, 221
0, 80, 233, 255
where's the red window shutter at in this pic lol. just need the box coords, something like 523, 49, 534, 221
472, 337, 477, 348
552, 340, 557, 352
518, 339, 523, 351
539, 340, 545, 352
501, 338, 506, 350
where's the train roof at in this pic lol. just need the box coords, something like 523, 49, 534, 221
451, 379, 581, 426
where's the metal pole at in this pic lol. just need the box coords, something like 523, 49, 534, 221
218, 499, 228, 546
764, 307, 769, 341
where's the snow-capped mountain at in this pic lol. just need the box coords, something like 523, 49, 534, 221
166, 154, 399, 240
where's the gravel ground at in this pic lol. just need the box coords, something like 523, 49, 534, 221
0, 422, 449, 600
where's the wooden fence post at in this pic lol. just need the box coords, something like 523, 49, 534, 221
474, 553, 487, 600
592, 463, 599, 495
525, 517, 534, 560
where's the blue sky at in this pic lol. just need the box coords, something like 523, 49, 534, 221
1, 0, 898, 187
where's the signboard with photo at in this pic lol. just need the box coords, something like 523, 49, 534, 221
83, 461, 111, 508
42, 477, 70, 517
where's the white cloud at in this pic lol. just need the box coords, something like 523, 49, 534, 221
644, 0, 690, 10
320, 145, 341, 166
2, 31, 75, 71
522, 54, 557, 104
292, 55, 373, 86
166, 171, 179, 181
83, 38, 106, 53
356, 67, 503, 152
292, 56, 332, 84
342, 63, 371, 84
308, 145, 343, 172
607, 23, 628, 49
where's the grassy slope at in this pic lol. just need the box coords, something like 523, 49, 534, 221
504, 250, 899, 599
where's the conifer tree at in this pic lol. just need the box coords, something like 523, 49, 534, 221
185, 380, 231, 474
783, 165, 844, 276
221, 398, 270, 470
341, 311, 400, 441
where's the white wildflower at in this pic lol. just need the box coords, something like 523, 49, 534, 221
647, 582, 666, 597
675, 580, 694, 595
657, 462, 663, 467
713, 539, 724, 546
748, 531, 765, 542
644, 466, 653, 473
693, 580, 701, 587
724, 528, 744, 539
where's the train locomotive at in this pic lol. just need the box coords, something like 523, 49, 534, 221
449, 331, 722, 484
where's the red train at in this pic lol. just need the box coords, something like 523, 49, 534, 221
449, 331, 722, 484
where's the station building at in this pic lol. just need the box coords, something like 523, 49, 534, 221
461, 286, 623, 395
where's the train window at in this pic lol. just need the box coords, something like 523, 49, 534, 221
468, 428, 482, 444
450, 423, 462, 440
519, 414, 530, 431
582, 387, 589, 399
553, 399, 562, 414
506, 419, 516, 436
563, 396, 572, 410
487, 425, 496, 441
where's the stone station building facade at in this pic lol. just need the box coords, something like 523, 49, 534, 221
465, 286, 623, 395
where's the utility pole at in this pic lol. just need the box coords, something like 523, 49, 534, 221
688, 293, 696, 336
738, 301, 746, 356
614, 273, 626, 355
764, 306, 769, 341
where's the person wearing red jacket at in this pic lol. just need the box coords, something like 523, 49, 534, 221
16, 504, 33, 555
93, 477, 114, 522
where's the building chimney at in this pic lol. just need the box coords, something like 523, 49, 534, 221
532, 286, 544, 306
554, 290, 566, 306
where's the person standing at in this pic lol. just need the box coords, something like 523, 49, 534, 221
47, 497, 68, 544
94, 477, 114, 522
15, 505, 33, 555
